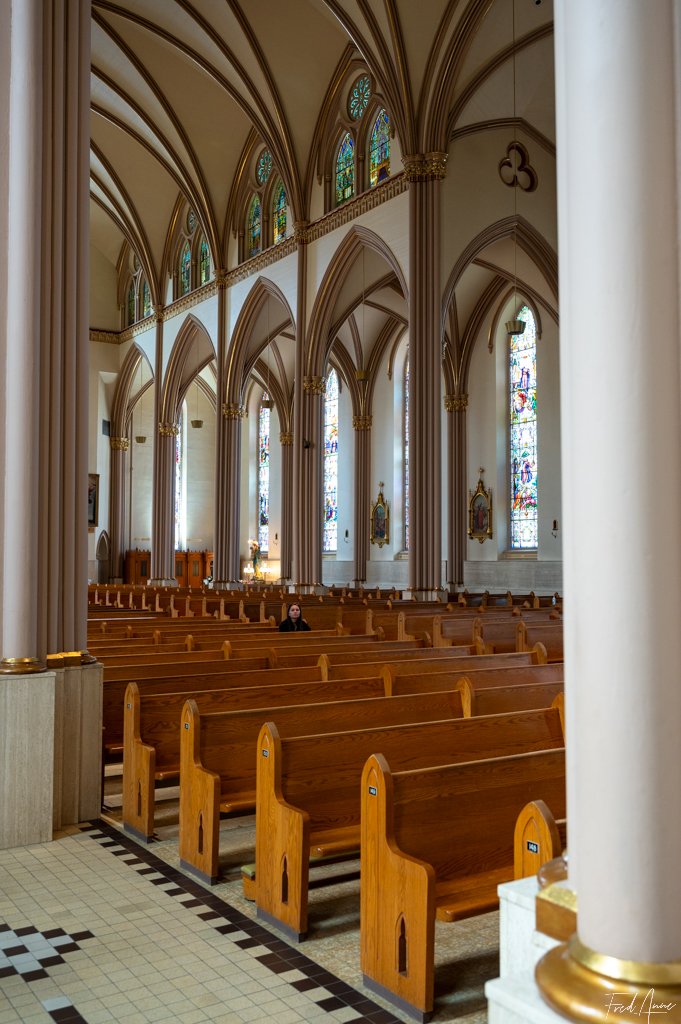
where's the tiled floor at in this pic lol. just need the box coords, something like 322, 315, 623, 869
0, 789, 497, 1024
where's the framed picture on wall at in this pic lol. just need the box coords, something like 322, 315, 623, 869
370, 483, 390, 548
88, 473, 99, 528
468, 475, 493, 543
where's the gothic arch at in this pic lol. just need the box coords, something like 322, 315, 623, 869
306, 225, 408, 379
110, 343, 154, 438
160, 314, 216, 424
224, 277, 295, 406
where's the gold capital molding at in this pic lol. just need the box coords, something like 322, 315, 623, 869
355, 369, 368, 381
222, 402, 246, 419
158, 422, 180, 436
444, 393, 468, 411
279, 432, 294, 445
303, 376, 326, 395
293, 221, 310, 244
152, 305, 164, 323
89, 329, 123, 345
353, 415, 373, 430
215, 268, 228, 289
0, 657, 47, 675
402, 152, 448, 181
110, 436, 130, 451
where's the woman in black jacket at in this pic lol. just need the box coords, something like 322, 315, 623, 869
279, 603, 311, 632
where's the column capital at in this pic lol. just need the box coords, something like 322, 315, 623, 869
152, 304, 164, 323
293, 221, 310, 244
279, 431, 294, 445
222, 402, 246, 419
402, 152, 448, 182
353, 415, 373, 430
158, 422, 179, 436
303, 375, 326, 395
215, 268, 228, 288
444, 393, 468, 412
110, 436, 130, 451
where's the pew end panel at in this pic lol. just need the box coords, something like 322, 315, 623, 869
255, 723, 311, 941
179, 700, 221, 884
122, 682, 157, 842
360, 748, 566, 1020
361, 754, 437, 1023
514, 799, 565, 880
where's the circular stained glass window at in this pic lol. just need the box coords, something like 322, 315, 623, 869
349, 75, 371, 120
187, 209, 197, 232
256, 150, 273, 185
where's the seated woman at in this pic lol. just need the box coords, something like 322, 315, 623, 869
279, 602, 311, 632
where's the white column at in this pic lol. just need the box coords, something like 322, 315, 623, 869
536, 3, 681, 1012
1, 0, 42, 665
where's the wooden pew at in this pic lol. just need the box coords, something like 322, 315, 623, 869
383, 660, 562, 696
320, 645, 548, 682
513, 798, 567, 880
254, 707, 564, 940
454, 678, 563, 717
360, 747, 566, 1021
178, 690, 469, 883
519, 622, 564, 662
123, 674, 388, 840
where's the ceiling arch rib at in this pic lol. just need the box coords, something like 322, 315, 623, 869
91, 16, 221, 256
92, 1, 300, 219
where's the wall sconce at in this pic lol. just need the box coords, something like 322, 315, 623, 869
135, 435, 147, 444
344, 529, 349, 543
190, 419, 203, 429
274, 533, 278, 542
302, 438, 312, 449
551, 518, 559, 538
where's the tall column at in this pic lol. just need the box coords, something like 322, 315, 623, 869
0, 0, 101, 846
219, 404, 246, 585
213, 272, 231, 586
299, 377, 325, 591
536, 3, 681, 1018
291, 222, 308, 589
108, 436, 129, 581
279, 431, 293, 581
149, 309, 177, 586
353, 415, 372, 585
445, 393, 467, 589
404, 154, 447, 597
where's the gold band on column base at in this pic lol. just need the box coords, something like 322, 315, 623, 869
536, 937, 681, 1023
0, 657, 47, 674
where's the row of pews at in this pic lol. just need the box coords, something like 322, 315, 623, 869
90, 587, 565, 1023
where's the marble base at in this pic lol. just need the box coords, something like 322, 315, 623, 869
0, 671, 56, 848
487, 974, 568, 1024
499, 877, 560, 977
488, 877, 564, 1024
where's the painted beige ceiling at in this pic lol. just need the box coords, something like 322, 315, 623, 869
91, 0, 555, 373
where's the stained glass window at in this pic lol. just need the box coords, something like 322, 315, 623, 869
179, 242, 191, 295
369, 109, 390, 187
248, 194, 261, 258
142, 280, 151, 318
323, 369, 339, 552
404, 359, 410, 551
127, 282, 136, 325
256, 150, 272, 185
258, 397, 270, 552
199, 239, 210, 284
349, 75, 371, 120
335, 133, 355, 206
187, 209, 197, 233
510, 305, 538, 549
273, 181, 287, 244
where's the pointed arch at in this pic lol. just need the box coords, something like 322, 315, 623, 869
160, 315, 216, 424
224, 277, 295, 406
110, 343, 154, 438
306, 226, 408, 379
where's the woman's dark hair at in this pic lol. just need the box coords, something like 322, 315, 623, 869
286, 602, 302, 616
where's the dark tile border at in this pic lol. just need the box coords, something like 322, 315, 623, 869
80, 819, 404, 1024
